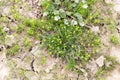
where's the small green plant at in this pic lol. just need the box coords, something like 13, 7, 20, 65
110, 35, 119, 45
10, 6, 21, 21
104, 56, 118, 68
23, 38, 32, 48
6, 44, 20, 56
87, 10, 101, 25
108, 21, 116, 32
19, 69, 26, 76
18, 68, 29, 80
13, 11, 21, 20
23, 18, 41, 39
96, 67, 105, 77
0, 26, 5, 42
14, 0, 19, 3
40, 56, 46, 64
17, 23, 25, 33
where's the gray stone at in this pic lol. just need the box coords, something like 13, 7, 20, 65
96, 56, 104, 67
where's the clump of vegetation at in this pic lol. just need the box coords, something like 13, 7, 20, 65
10, 6, 21, 21
40, 0, 101, 69
23, 18, 41, 39
0, 26, 5, 42
110, 35, 119, 45
6, 44, 20, 56
23, 38, 32, 48
17, 23, 25, 33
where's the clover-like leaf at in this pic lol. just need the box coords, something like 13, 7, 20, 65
55, 0, 61, 5
60, 13, 66, 18
74, 13, 83, 21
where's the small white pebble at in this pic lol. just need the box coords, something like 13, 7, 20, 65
91, 26, 100, 33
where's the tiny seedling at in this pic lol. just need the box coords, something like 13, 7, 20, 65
110, 35, 119, 45
6, 44, 20, 56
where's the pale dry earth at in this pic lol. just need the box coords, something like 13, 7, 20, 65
0, 0, 120, 80
105, 0, 120, 80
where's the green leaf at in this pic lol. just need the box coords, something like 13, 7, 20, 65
60, 13, 66, 18
47, 4, 55, 12
74, 13, 83, 21
55, 0, 61, 5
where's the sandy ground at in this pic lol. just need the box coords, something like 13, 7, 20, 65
106, 0, 120, 80
0, 0, 120, 80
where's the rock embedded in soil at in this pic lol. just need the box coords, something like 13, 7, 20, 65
0, 50, 9, 80
0, 64, 9, 80
113, 0, 120, 12
91, 26, 100, 34
96, 56, 104, 67
86, 59, 98, 74
114, 5, 120, 12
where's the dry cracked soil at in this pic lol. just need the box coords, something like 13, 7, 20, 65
0, 0, 120, 80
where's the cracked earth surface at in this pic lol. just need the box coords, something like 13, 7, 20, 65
105, 0, 120, 80
0, 0, 120, 80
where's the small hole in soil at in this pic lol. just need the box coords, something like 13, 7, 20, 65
117, 22, 119, 26
0, 48, 2, 51
29, 47, 32, 52
100, 23, 104, 26
20, 6, 22, 9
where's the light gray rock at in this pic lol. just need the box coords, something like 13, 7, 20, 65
86, 59, 98, 74
114, 5, 120, 12
3, 7, 10, 15
31, 45, 41, 56
0, 48, 9, 80
113, 0, 120, 12
45, 62, 56, 73
91, 26, 100, 33
96, 56, 104, 67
